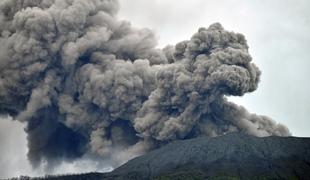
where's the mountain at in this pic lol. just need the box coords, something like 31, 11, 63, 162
110, 133, 310, 179
13, 133, 310, 180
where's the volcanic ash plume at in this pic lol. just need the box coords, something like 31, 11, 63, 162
0, 0, 290, 167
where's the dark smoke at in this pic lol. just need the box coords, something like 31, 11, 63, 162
0, 0, 290, 168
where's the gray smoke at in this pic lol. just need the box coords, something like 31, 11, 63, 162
0, 0, 290, 168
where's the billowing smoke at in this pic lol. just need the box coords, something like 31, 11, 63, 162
0, 0, 290, 169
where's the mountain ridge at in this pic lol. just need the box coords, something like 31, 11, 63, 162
10, 133, 310, 180
111, 132, 310, 179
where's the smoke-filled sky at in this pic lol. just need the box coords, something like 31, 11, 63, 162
118, 0, 310, 137
0, 0, 309, 178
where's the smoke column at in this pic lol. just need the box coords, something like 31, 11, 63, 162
0, 0, 290, 168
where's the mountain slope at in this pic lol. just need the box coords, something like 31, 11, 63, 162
16, 133, 310, 180
109, 133, 310, 179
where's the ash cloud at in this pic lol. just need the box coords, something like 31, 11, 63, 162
0, 0, 290, 168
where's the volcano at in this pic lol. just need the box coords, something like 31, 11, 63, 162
19, 133, 310, 180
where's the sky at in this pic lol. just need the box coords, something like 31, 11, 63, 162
0, 0, 310, 178
117, 0, 310, 137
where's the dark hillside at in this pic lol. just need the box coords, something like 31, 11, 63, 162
11, 133, 310, 180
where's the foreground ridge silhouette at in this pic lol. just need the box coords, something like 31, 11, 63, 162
10, 133, 310, 180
